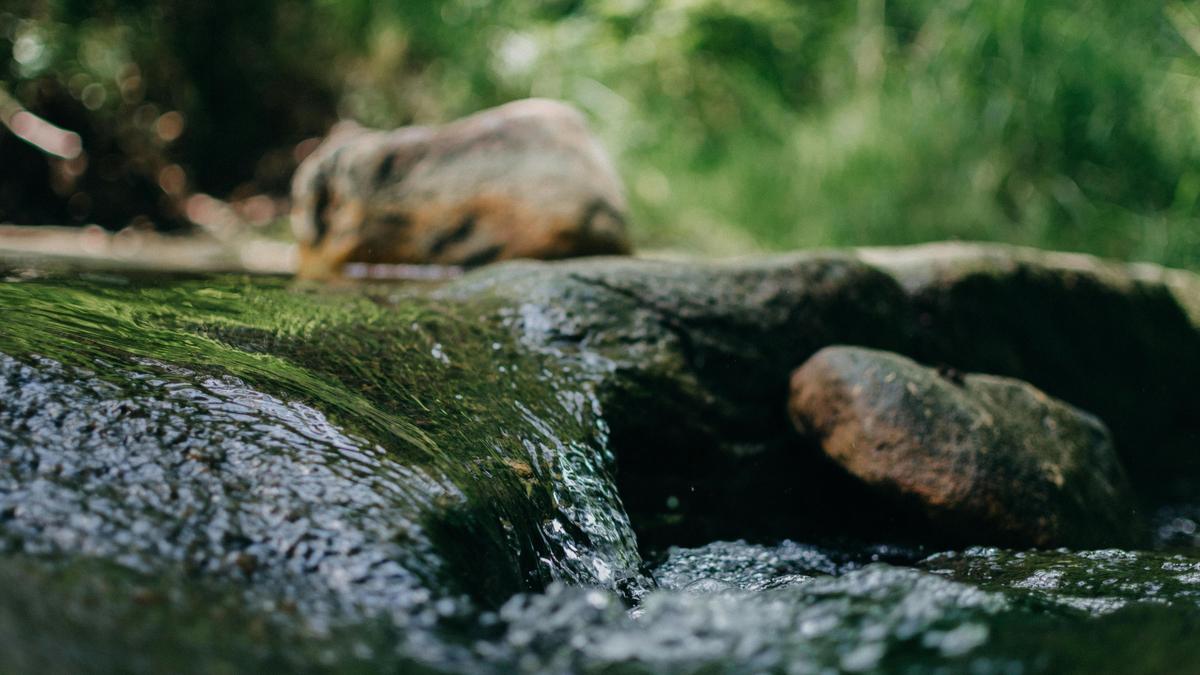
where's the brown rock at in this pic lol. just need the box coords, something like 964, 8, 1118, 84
290, 99, 631, 278
860, 242, 1200, 500
788, 346, 1137, 548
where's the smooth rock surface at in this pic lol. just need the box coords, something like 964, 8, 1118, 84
291, 99, 631, 278
789, 346, 1136, 547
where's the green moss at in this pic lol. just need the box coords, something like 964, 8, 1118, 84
0, 271, 642, 604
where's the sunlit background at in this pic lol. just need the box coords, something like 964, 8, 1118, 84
3, 0, 1200, 268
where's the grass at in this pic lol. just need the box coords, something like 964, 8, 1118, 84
413, 0, 1200, 268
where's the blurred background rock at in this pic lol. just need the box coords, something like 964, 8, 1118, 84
2, 0, 1200, 269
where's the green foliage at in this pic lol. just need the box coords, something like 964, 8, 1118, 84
4, 0, 1200, 267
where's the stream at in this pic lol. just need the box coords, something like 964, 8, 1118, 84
2, 252, 1199, 673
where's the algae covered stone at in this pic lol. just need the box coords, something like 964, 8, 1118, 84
789, 346, 1136, 548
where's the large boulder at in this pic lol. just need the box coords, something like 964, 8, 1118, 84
451, 244, 1200, 544
788, 346, 1136, 547
0, 275, 645, 612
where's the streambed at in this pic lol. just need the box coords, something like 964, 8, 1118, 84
2, 243, 1199, 673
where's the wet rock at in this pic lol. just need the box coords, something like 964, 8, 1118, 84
4, 242, 1194, 584
0, 277, 645, 623
789, 346, 1136, 547
861, 242, 1200, 500
2, 242, 1200, 670
447, 253, 915, 547
651, 539, 877, 591
496, 563, 1012, 673
452, 245, 1200, 545
291, 99, 631, 278
920, 546, 1200, 615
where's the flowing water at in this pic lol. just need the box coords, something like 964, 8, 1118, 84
1, 266, 1199, 673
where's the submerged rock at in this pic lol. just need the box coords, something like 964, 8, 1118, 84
789, 346, 1136, 548
291, 99, 631, 278
920, 546, 1200, 615
490, 541, 1200, 675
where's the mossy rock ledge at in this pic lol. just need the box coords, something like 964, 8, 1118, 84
1, 241, 1199, 671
